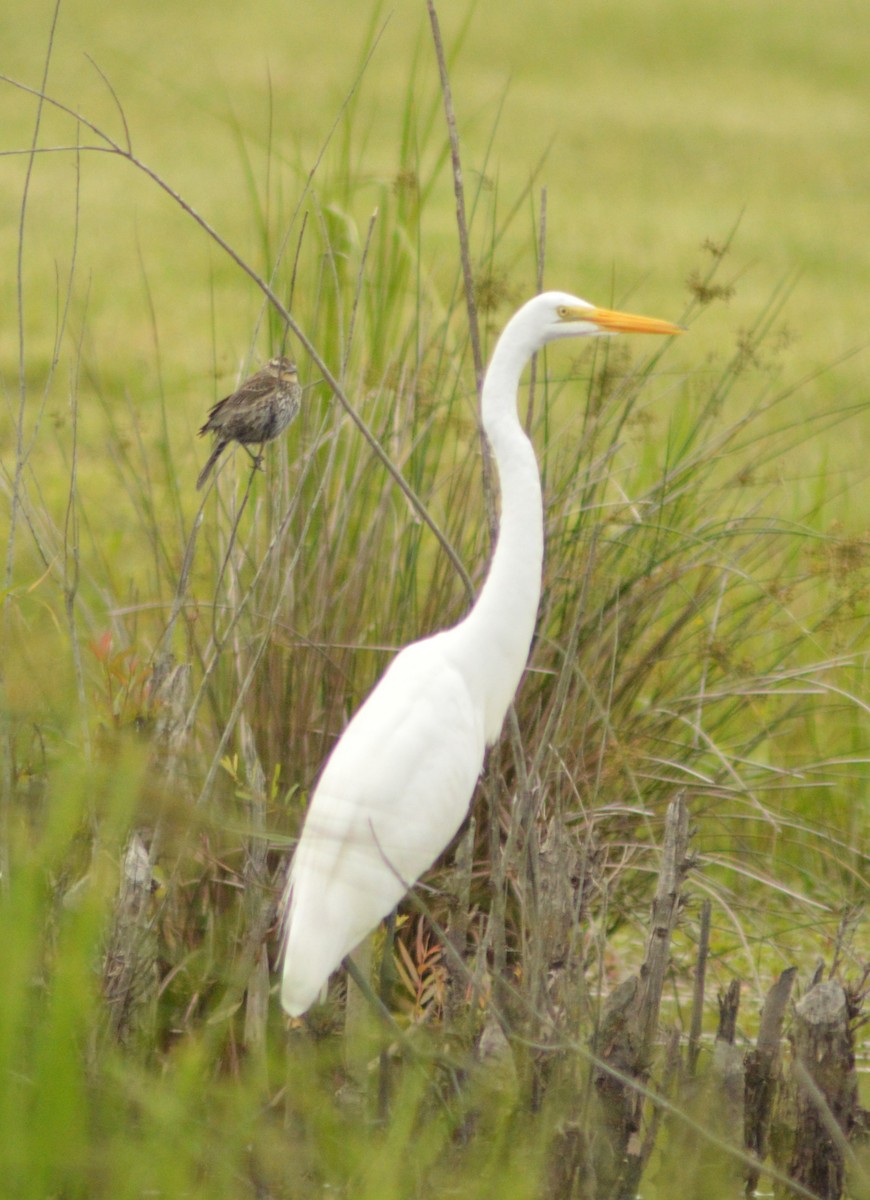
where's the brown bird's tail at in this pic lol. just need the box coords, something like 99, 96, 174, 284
196, 440, 228, 490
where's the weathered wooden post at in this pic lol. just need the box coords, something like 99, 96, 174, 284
777, 978, 861, 1200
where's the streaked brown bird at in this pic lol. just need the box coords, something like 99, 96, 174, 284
196, 355, 301, 490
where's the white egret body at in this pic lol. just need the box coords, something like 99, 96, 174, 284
280, 291, 681, 1016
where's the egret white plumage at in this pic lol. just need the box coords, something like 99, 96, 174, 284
279, 291, 682, 1016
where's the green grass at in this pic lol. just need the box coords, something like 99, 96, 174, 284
1, 2, 868, 1197
2, 0, 869, 396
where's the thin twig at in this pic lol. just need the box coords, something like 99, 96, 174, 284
188, 414, 337, 801
425, 0, 499, 551
688, 898, 712, 1074
7, 0, 62, 596
425, 0, 482, 393
524, 186, 547, 436
343, 208, 379, 382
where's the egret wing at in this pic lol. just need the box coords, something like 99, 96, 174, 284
280, 634, 484, 1015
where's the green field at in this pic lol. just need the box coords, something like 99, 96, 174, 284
1, 1, 868, 1196
3, 1, 869, 392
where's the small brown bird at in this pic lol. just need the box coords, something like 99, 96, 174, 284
196, 355, 302, 490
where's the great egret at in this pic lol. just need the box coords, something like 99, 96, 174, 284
280, 291, 681, 1016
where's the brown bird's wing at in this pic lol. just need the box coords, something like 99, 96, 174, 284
199, 369, 278, 435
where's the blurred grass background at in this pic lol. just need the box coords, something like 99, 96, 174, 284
2, 0, 867, 405
1, 0, 868, 1196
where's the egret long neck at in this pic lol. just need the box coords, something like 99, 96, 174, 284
457, 332, 544, 744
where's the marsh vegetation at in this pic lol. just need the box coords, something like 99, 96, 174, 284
1, 2, 867, 1196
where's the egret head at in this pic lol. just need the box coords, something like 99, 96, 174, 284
537, 290, 684, 344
